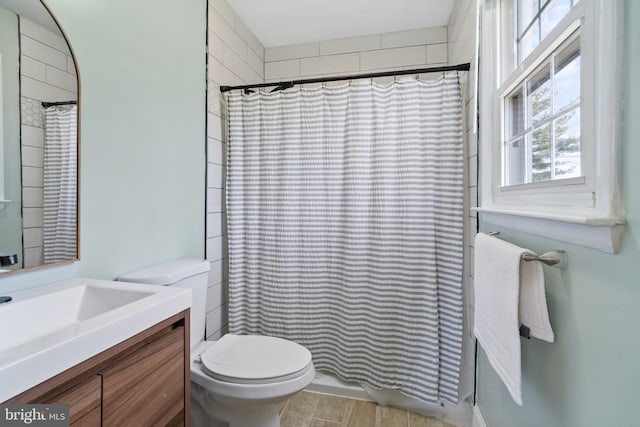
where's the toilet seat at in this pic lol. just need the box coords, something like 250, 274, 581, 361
199, 334, 313, 384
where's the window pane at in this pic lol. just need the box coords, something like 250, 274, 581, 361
540, 0, 572, 39
528, 65, 551, 124
519, 0, 539, 35
554, 40, 580, 112
554, 109, 581, 178
531, 123, 552, 182
507, 88, 525, 137
520, 24, 540, 63
507, 138, 526, 185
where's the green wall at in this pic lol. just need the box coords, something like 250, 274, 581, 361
0, 0, 206, 292
477, 1, 640, 426
0, 6, 22, 270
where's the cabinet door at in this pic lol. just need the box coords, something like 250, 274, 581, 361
47, 375, 101, 427
101, 326, 185, 427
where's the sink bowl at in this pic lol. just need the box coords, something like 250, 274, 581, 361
0, 278, 191, 402
0, 285, 154, 354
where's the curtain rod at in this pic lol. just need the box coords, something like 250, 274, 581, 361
41, 101, 77, 108
219, 62, 471, 93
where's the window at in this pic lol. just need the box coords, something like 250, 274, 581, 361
517, 0, 581, 65
504, 34, 581, 186
478, 0, 625, 253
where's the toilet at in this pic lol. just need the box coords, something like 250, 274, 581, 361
118, 259, 315, 427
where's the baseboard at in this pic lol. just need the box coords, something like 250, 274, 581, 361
472, 404, 488, 427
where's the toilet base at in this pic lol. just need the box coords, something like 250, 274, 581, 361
191, 381, 283, 427
222, 405, 280, 427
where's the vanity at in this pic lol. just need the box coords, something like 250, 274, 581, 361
0, 279, 192, 426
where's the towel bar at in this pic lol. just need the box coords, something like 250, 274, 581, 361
486, 232, 568, 268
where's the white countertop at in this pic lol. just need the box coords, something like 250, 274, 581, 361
0, 277, 191, 402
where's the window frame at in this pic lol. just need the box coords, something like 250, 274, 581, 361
477, 0, 626, 253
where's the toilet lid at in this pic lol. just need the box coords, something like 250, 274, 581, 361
200, 334, 313, 384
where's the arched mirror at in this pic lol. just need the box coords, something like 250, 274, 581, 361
0, 0, 78, 274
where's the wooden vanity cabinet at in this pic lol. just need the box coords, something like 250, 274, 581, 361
6, 310, 190, 427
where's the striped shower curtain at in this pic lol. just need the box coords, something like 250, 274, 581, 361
225, 76, 464, 404
43, 105, 77, 263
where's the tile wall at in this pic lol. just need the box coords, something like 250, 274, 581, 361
19, 17, 77, 268
448, 0, 478, 401
205, 0, 264, 340
263, 27, 448, 83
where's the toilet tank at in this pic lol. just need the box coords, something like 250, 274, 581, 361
118, 259, 210, 350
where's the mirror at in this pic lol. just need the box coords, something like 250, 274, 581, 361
0, 0, 78, 274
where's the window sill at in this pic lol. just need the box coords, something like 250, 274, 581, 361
472, 206, 625, 253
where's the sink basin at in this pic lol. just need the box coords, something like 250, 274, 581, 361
0, 278, 191, 402
0, 285, 154, 354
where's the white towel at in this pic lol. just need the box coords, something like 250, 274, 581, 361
473, 233, 554, 405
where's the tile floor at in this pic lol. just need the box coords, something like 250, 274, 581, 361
278, 391, 459, 427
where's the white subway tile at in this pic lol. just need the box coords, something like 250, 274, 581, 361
469, 216, 478, 241
320, 35, 380, 55
208, 138, 225, 165
206, 326, 224, 341
467, 129, 478, 157
469, 185, 478, 210
209, 8, 247, 60
372, 75, 395, 85
22, 166, 43, 188
209, 0, 235, 27
207, 188, 223, 213
24, 247, 43, 268
22, 146, 44, 168
21, 76, 75, 102
20, 35, 67, 70
265, 43, 319, 62
23, 208, 43, 229
208, 31, 223, 61
208, 259, 224, 285
23, 227, 43, 249
206, 236, 224, 261
417, 70, 444, 81
205, 304, 225, 333
381, 27, 447, 49
208, 163, 223, 189
21, 56, 46, 81
222, 44, 261, 85
46, 66, 77, 93
300, 53, 359, 77
23, 187, 43, 208
20, 18, 68, 53
208, 81, 224, 116
265, 59, 300, 80
360, 46, 425, 71
207, 213, 222, 237
426, 43, 448, 64
66, 56, 76, 74
209, 57, 236, 85
206, 282, 224, 312
234, 16, 265, 61
468, 155, 478, 187
247, 48, 263, 79
21, 125, 44, 148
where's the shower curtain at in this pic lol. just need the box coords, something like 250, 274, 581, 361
43, 105, 77, 263
225, 76, 464, 404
